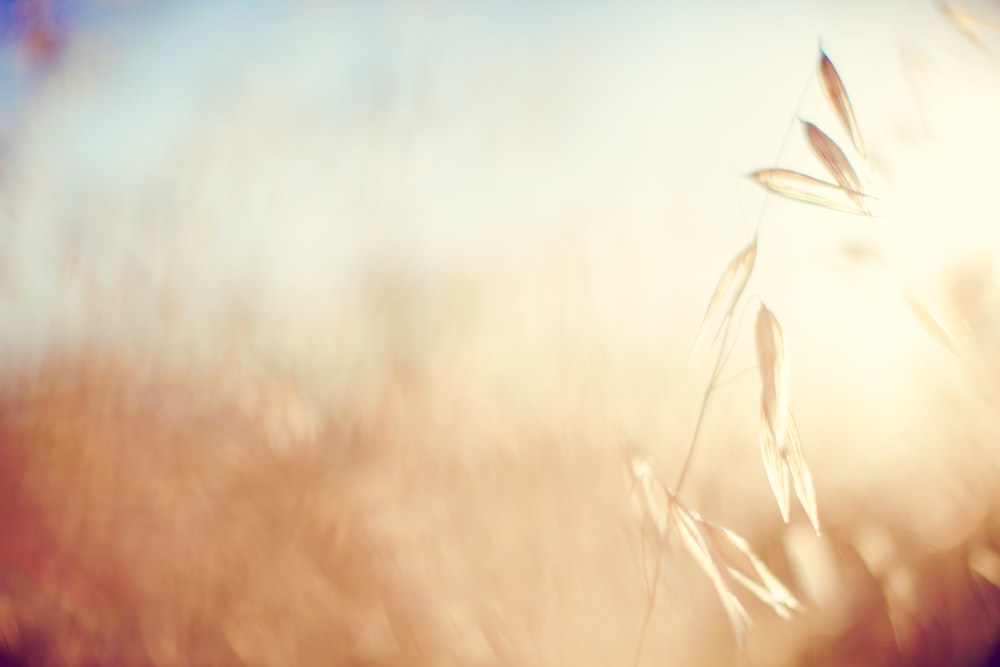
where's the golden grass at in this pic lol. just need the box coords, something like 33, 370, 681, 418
2, 3, 1000, 667
631, 32, 1000, 664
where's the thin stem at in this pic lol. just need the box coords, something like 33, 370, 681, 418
630, 302, 749, 667
673, 303, 740, 495
631, 541, 664, 667
632, 56, 814, 667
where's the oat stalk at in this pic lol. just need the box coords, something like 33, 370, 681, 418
675, 296, 751, 497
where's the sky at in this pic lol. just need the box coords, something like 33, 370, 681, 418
1, 0, 999, 358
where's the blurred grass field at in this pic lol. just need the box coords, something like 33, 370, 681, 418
0, 1, 999, 665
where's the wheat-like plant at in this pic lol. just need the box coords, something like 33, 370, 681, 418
621, 31, 970, 661
624, 3, 1000, 659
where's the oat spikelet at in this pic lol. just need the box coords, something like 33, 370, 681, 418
783, 413, 820, 534
667, 494, 754, 647
755, 304, 789, 449
801, 120, 868, 214
801, 120, 862, 192
690, 239, 758, 363
819, 48, 866, 159
750, 168, 873, 216
759, 406, 822, 534
759, 401, 791, 523
704, 522, 803, 618
942, 2, 1000, 51
622, 448, 802, 647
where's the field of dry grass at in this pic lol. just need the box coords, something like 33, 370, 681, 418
0, 1, 1000, 665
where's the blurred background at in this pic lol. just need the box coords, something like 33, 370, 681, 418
0, 1, 999, 666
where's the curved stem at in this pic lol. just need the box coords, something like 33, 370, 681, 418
631, 543, 664, 667
673, 296, 748, 495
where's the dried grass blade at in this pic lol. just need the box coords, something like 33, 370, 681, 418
784, 413, 821, 535
751, 168, 872, 216
801, 120, 868, 214
969, 547, 1000, 589
942, 3, 1000, 51
904, 292, 961, 355
726, 570, 794, 619
755, 304, 789, 449
759, 403, 791, 522
690, 240, 758, 363
706, 522, 803, 619
819, 49, 866, 158
668, 495, 752, 646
